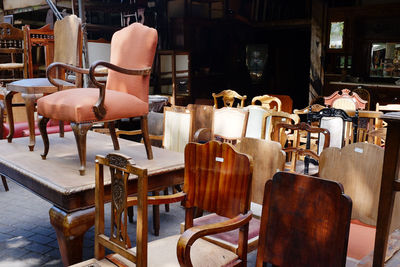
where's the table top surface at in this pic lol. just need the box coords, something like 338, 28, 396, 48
0, 131, 184, 211
7, 78, 76, 94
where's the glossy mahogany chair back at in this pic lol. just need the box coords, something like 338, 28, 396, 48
256, 172, 352, 267
106, 23, 157, 103
94, 153, 148, 267
183, 141, 253, 223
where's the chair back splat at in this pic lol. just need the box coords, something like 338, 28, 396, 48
256, 172, 352, 267
94, 153, 148, 267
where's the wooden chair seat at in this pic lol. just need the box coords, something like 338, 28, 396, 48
0, 63, 24, 69
73, 235, 238, 267
180, 213, 261, 252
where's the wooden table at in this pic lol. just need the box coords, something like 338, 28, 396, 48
0, 131, 184, 266
5, 78, 76, 151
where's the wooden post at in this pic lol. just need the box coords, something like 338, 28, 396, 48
373, 112, 400, 266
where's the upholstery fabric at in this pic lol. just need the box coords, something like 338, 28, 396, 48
163, 109, 191, 152
37, 88, 148, 122
213, 107, 247, 140
245, 106, 267, 139
106, 23, 158, 103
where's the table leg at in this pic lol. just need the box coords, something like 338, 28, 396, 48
49, 206, 95, 266
21, 93, 37, 151
4, 91, 16, 143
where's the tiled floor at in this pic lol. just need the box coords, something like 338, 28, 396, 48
0, 179, 257, 266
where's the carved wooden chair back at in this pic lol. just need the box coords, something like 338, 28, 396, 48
162, 106, 193, 153
319, 143, 400, 264
270, 94, 293, 113
261, 110, 300, 142
23, 24, 54, 78
274, 122, 330, 174
307, 108, 358, 151
293, 104, 326, 115
212, 107, 249, 144
251, 94, 282, 111
244, 105, 269, 139
0, 23, 26, 82
256, 172, 352, 267
94, 153, 148, 266
353, 87, 370, 110
324, 88, 367, 110
212, 89, 246, 108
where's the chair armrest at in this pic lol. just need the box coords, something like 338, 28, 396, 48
177, 211, 253, 267
127, 191, 186, 206
46, 62, 89, 88
88, 60, 152, 120
193, 128, 212, 143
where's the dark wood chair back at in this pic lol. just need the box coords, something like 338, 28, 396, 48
23, 24, 54, 78
256, 172, 352, 267
183, 141, 253, 221
94, 153, 148, 266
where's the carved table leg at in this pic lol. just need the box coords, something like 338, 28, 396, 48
49, 206, 95, 267
21, 93, 37, 151
4, 91, 16, 143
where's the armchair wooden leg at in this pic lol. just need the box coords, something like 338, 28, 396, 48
141, 115, 153, 160
152, 191, 160, 236
71, 122, 92, 176
38, 116, 50, 160
1, 175, 9, 191
59, 121, 64, 138
108, 121, 120, 150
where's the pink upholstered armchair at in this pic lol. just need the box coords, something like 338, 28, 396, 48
37, 23, 157, 175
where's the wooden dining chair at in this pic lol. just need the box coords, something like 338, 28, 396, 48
212, 89, 246, 108
319, 143, 400, 266
0, 23, 26, 83
73, 141, 253, 266
23, 24, 54, 78
212, 107, 249, 144
37, 22, 157, 175
324, 88, 367, 110
273, 122, 330, 174
256, 172, 352, 267
251, 94, 282, 111
183, 138, 285, 256
261, 109, 300, 142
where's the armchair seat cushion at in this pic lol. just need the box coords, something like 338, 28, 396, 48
37, 88, 148, 123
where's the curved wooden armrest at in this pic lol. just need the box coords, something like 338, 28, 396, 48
46, 62, 89, 88
127, 191, 186, 206
177, 211, 253, 267
88, 60, 152, 120
193, 128, 212, 143
284, 147, 319, 161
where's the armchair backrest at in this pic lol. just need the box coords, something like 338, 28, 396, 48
244, 105, 268, 139
94, 153, 148, 267
163, 106, 193, 153
324, 89, 367, 110
212, 89, 247, 108
183, 141, 253, 220
106, 23, 158, 103
212, 107, 249, 144
53, 15, 82, 66
256, 172, 352, 266
261, 110, 300, 141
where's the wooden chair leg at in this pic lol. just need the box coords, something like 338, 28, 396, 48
108, 121, 120, 150
59, 121, 65, 138
141, 115, 153, 160
71, 122, 92, 176
38, 116, 50, 159
152, 191, 160, 236
164, 188, 170, 212
1, 175, 9, 191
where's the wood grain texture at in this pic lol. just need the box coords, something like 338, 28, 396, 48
184, 141, 253, 218
256, 172, 352, 267
318, 143, 400, 230
236, 137, 285, 205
